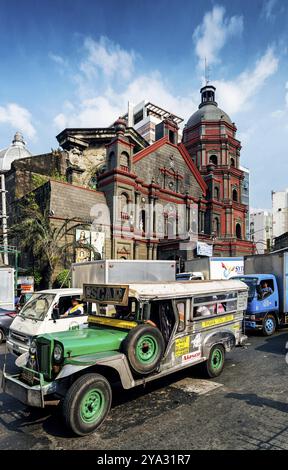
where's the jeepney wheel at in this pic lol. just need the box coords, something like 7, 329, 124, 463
62, 373, 112, 436
122, 324, 165, 376
203, 344, 225, 378
263, 314, 276, 336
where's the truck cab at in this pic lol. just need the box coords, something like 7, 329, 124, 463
233, 274, 279, 335
7, 288, 88, 355
176, 272, 204, 281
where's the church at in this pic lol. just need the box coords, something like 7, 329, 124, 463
3, 84, 254, 277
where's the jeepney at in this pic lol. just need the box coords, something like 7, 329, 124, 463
2, 279, 248, 436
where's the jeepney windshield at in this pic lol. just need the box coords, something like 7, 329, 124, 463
19, 293, 55, 321
232, 277, 258, 301
91, 297, 140, 321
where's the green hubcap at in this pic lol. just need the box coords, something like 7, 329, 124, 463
136, 335, 158, 364
211, 348, 223, 370
80, 388, 105, 424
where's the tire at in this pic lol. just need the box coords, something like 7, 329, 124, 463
202, 344, 225, 378
0, 329, 5, 344
262, 314, 276, 336
62, 373, 112, 436
122, 324, 165, 376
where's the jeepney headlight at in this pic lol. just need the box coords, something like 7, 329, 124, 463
29, 340, 37, 355
53, 344, 63, 363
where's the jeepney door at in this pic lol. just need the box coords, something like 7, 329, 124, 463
160, 298, 203, 369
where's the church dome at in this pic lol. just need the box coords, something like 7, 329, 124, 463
0, 132, 32, 172
186, 85, 232, 128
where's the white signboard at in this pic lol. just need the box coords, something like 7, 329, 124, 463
196, 241, 213, 257
210, 258, 244, 280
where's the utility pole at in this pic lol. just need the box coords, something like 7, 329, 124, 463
0, 173, 9, 265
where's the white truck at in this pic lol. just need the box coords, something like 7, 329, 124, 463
7, 260, 176, 355
184, 257, 244, 280
0, 266, 15, 310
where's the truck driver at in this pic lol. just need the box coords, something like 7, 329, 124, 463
62, 297, 84, 317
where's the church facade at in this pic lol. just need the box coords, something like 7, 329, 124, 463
5, 84, 254, 279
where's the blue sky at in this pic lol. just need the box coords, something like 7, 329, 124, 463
1, 0, 288, 208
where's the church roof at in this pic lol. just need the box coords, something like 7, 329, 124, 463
186, 84, 232, 128
0, 132, 32, 172
186, 104, 232, 127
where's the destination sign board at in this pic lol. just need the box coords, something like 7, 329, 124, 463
83, 284, 129, 305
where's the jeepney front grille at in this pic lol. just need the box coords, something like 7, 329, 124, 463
36, 339, 51, 378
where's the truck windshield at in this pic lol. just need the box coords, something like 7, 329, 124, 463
233, 277, 258, 301
176, 274, 192, 281
19, 293, 55, 321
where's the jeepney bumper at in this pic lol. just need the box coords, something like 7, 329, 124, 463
239, 334, 248, 346
2, 371, 46, 408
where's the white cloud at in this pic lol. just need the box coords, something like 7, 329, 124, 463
53, 37, 196, 131
261, 0, 277, 21
193, 5, 243, 68
49, 52, 68, 67
54, 73, 195, 130
214, 47, 279, 114
0, 103, 36, 139
80, 36, 135, 80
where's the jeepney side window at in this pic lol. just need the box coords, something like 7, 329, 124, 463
193, 298, 216, 318
192, 292, 237, 318
176, 301, 186, 332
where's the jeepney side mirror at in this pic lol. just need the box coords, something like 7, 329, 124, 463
52, 307, 60, 322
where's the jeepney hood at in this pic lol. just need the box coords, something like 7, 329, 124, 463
41, 326, 129, 357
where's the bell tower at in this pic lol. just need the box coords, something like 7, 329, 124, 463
182, 84, 253, 256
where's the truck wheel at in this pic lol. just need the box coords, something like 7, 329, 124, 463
122, 324, 165, 376
202, 344, 225, 378
263, 314, 276, 336
62, 373, 112, 436
0, 329, 4, 343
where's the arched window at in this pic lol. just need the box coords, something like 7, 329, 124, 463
120, 192, 129, 219
209, 154, 218, 165
140, 209, 146, 233
120, 152, 129, 171
232, 189, 238, 202
230, 158, 235, 167
213, 217, 220, 237
236, 223, 242, 239
108, 151, 114, 170
167, 216, 176, 238
214, 186, 220, 200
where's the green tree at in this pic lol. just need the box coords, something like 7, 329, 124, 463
9, 196, 94, 288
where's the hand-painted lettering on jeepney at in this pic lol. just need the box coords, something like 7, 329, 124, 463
201, 314, 234, 328
182, 351, 201, 363
175, 336, 190, 357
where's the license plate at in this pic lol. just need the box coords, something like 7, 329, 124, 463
245, 321, 256, 328
20, 369, 35, 385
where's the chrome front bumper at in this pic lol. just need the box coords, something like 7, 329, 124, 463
239, 334, 248, 346
2, 371, 45, 408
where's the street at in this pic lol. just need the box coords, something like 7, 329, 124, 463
0, 330, 288, 450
